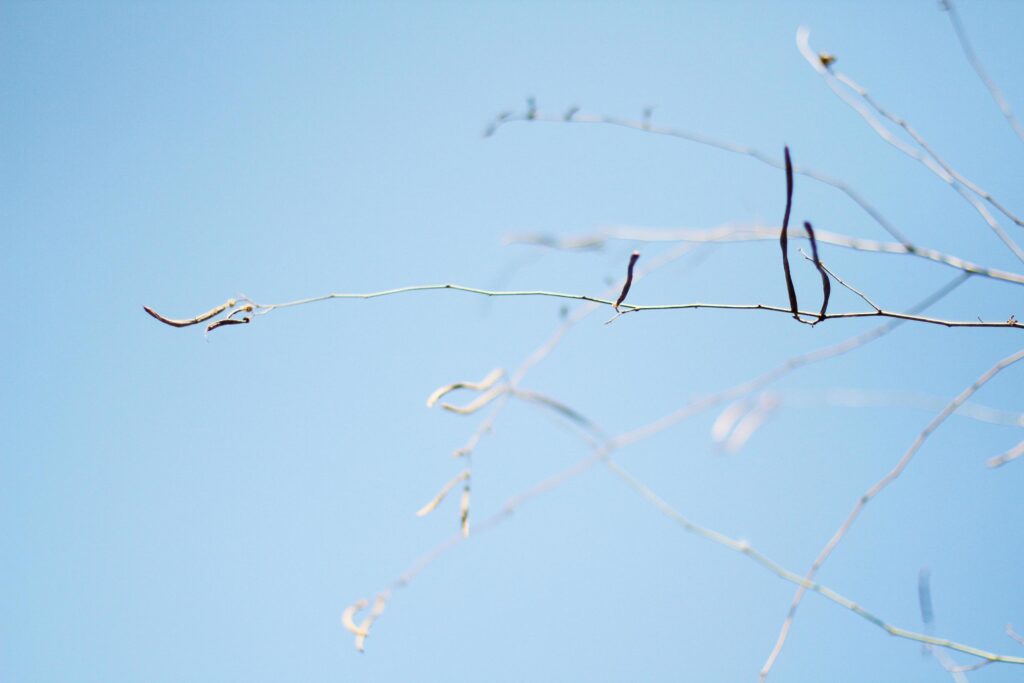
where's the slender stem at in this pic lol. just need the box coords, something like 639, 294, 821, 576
506, 224, 1024, 287
797, 27, 1024, 262
247, 283, 1024, 331
603, 456, 1024, 667
488, 110, 914, 247
759, 347, 1024, 680
940, 0, 1024, 143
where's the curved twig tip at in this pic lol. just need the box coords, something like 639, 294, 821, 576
144, 299, 236, 328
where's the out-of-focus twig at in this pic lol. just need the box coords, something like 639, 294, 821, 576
505, 223, 1024, 287
485, 106, 914, 247
342, 274, 971, 654
613, 251, 641, 311
797, 26, 1024, 263
940, 0, 1024, 143
986, 439, 1024, 469
759, 346, 1024, 681
604, 456, 1024, 668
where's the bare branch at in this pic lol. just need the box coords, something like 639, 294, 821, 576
604, 456, 1024, 668
341, 275, 968, 653
759, 346, 1024, 680
507, 223, 1024, 287
486, 109, 914, 246
797, 26, 1024, 262
799, 247, 880, 312
941, 0, 1024, 143
228, 283, 1024, 331
415, 470, 470, 518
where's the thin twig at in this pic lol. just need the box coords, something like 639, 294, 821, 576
613, 275, 971, 449
797, 26, 1024, 262
759, 346, 1024, 681
238, 283, 1024, 331
486, 109, 914, 246
506, 223, 1024, 287
777, 387, 1024, 428
343, 274, 969, 654
940, 0, 1024, 143
603, 456, 1024, 668
798, 248, 880, 312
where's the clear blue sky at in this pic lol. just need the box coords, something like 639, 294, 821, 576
3, 1, 1023, 681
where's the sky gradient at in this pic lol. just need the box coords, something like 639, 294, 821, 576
3, 1, 1024, 681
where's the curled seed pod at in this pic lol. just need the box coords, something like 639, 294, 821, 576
143, 299, 236, 328
614, 251, 641, 311
426, 368, 504, 407
439, 385, 506, 415
803, 221, 832, 322
342, 600, 370, 639
779, 147, 800, 321
206, 317, 250, 333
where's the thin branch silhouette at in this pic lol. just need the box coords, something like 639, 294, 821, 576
798, 247, 879, 312
145, 284, 1023, 331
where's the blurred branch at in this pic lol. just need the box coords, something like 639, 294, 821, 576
485, 106, 914, 247
940, 0, 1024, 143
505, 224, 1024, 287
797, 27, 1024, 263
342, 275, 968, 651
759, 346, 1024, 680
768, 388, 1024, 427
604, 455, 1024, 668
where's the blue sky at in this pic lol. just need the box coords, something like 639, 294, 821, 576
3, 1, 1024, 681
